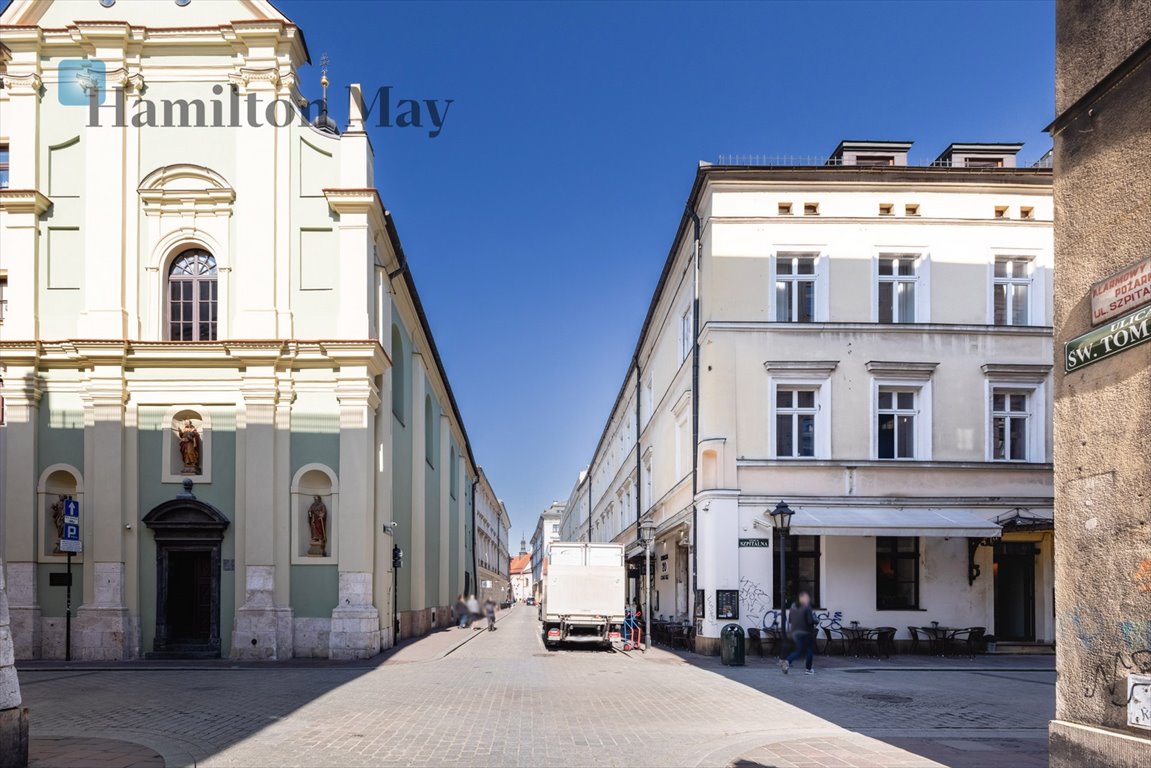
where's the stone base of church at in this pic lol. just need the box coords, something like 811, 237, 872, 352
329, 572, 380, 660
72, 605, 132, 661
0, 707, 29, 768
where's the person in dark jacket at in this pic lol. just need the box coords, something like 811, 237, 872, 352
779, 591, 817, 675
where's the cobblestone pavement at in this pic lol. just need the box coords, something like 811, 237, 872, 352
17, 606, 1052, 767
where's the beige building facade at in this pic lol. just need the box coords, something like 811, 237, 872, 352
0, 0, 488, 660
1048, 2, 1151, 764
563, 141, 1055, 654
475, 469, 510, 606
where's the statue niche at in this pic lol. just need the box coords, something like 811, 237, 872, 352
166, 409, 209, 482
176, 419, 202, 474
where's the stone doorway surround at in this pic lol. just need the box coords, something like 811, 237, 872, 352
142, 481, 229, 659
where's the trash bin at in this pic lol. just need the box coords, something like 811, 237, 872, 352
720, 623, 746, 666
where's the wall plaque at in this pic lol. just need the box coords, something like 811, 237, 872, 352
1092, 256, 1151, 325
1065, 305, 1151, 372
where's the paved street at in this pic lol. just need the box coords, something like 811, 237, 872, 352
18, 606, 1052, 767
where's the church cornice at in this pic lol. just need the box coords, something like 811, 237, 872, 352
0, 189, 53, 214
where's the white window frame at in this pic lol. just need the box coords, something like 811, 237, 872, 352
988, 249, 1045, 326
679, 304, 693, 362
769, 248, 829, 323
873, 250, 929, 323
765, 362, 836, 460
988, 387, 1032, 462
982, 365, 1050, 463
875, 387, 920, 460
867, 366, 935, 461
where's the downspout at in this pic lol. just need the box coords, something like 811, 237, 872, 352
470, 477, 478, 596
635, 362, 642, 533
687, 203, 702, 623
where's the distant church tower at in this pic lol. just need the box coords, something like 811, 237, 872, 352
519, 534, 528, 556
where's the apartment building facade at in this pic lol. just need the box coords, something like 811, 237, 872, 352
561, 140, 1055, 654
475, 469, 510, 605
530, 502, 563, 603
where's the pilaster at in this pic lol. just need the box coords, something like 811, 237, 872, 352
329, 374, 380, 659
409, 353, 427, 611
231, 365, 288, 659
0, 369, 41, 658
75, 354, 130, 660
0, 191, 51, 340
439, 415, 451, 608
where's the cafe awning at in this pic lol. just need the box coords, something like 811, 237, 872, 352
786, 508, 1002, 538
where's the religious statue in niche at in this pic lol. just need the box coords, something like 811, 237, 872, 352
307, 495, 328, 556
50, 495, 68, 554
175, 419, 202, 474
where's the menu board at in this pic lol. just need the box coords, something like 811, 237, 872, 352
716, 589, 740, 620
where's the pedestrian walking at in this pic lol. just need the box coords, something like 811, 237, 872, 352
484, 598, 497, 631
455, 594, 468, 629
779, 591, 817, 676
466, 594, 481, 629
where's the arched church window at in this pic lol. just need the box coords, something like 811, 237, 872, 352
167, 249, 218, 341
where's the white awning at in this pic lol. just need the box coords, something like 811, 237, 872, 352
788, 508, 1001, 538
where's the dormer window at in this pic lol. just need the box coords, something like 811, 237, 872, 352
856, 155, 895, 167
965, 157, 1004, 168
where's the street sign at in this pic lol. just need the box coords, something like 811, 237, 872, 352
1091, 256, 1151, 325
59, 498, 81, 553
1065, 305, 1151, 372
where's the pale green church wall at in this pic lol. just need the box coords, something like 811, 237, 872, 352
289, 565, 339, 617
423, 386, 442, 605
37, 391, 85, 475
391, 317, 415, 612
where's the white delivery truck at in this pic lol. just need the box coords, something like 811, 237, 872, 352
540, 542, 626, 648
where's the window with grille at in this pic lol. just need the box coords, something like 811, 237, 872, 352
877, 256, 917, 323
992, 389, 1030, 461
775, 254, 817, 322
877, 388, 917, 459
167, 249, 218, 341
993, 257, 1031, 326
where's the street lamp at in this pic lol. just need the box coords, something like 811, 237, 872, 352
639, 518, 657, 652
769, 501, 794, 636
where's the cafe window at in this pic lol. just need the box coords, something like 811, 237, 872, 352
775, 253, 817, 322
876, 536, 919, 610
772, 531, 821, 609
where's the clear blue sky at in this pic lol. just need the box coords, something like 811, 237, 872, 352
277, 0, 1055, 542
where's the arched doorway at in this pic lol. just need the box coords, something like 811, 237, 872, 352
143, 484, 230, 658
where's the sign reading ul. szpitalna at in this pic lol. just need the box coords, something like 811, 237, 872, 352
1091, 256, 1151, 325
1066, 304, 1151, 372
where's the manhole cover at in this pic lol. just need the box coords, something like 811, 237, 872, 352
862, 693, 913, 704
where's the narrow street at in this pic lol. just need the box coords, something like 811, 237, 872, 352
19, 606, 1051, 767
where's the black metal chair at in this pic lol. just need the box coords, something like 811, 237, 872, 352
821, 626, 848, 655
906, 626, 926, 654
951, 626, 986, 658
868, 627, 897, 658
747, 627, 765, 657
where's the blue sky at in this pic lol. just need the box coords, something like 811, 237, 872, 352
277, 0, 1055, 543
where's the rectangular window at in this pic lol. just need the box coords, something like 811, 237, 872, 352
1020, 206, 1034, 220
877, 388, 917, 459
879, 203, 894, 216
775, 388, 817, 458
0, 273, 7, 324
994, 205, 1009, 219
876, 537, 919, 610
803, 202, 819, 216
877, 256, 917, 323
992, 389, 1029, 461
856, 155, 894, 167
966, 157, 1004, 168
778, 202, 793, 216
993, 257, 1031, 326
0, 144, 9, 189
775, 254, 816, 322
772, 531, 820, 608
904, 203, 919, 216
679, 306, 693, 361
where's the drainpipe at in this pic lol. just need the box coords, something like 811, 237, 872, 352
635, 362, 642, 533
470, 477, 478, 596
687, 203, 702, 624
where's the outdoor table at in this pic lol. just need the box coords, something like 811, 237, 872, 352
920, 626, 962, 656
840, 626, 872, 656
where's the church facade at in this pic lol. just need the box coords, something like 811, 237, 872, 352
0, 0, 487, 660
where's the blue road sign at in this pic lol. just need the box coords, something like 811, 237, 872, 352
64, 499, 80, 518
64, 523, 80, 541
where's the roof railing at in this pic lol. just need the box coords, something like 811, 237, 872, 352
715, 154, 1053, 169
